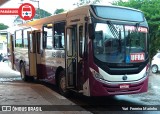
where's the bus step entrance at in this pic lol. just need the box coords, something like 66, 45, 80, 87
69, 88, 83, 93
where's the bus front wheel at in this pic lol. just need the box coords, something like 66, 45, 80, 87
58, 70, 69, 96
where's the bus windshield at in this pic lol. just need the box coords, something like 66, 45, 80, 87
92, 5, 144, 22
93, 22, 148, 64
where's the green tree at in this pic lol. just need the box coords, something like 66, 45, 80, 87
74, 0, 101, 7
112, 0, 160, 58
54, 8, 65, 15
35, 8, 52, 18
0, 23, 9, 30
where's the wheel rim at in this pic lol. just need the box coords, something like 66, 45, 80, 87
60, 76, 66, 93
152, 66, 158, 73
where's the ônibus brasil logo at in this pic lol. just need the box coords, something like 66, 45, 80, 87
0, 3, 35, 20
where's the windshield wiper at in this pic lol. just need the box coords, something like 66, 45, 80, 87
107, 21, 122, 52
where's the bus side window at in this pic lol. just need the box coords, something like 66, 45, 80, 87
37, 32, 41, 54
54, 22, 65, 49
79, 25, 83, 57
15, 30, 23, 48
23, 29, 29, 48
43, 23, 53, 49
29, 33, 33, 52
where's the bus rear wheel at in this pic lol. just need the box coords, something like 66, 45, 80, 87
58, 70, 69, 96
20, 63, 28, 81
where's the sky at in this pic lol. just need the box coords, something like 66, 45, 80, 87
0, 0, 117, 27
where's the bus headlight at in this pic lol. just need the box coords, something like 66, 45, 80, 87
90, 67, 104, 80
142, 64, 150, 78
144, 64, 150, 77
94, 72, 104, 79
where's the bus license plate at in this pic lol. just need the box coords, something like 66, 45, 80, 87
120, 84, 129, 89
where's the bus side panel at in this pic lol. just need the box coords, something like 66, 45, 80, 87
40, 50, 54, 83
36, 64, 47, 79
14, 48, 29, 71
39, 50, 65, 84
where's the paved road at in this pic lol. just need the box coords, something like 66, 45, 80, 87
0, 62, 92, 114
1, 61, 160, 114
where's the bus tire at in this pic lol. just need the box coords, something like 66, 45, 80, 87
58, 70, 69, 96
20, 63, 28, 81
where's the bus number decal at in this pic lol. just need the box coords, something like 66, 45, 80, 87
130, 53, 145, 62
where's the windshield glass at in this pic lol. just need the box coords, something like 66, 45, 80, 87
92, 6, 144, 22
93, 22, 148, 63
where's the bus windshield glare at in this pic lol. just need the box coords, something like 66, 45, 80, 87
92, 6, 144, 22
93, 22, 148, 64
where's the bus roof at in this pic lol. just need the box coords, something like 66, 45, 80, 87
19, 12, 67, 29
18, 4, 144, 29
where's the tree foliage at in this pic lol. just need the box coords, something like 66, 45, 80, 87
54, 9, 65, 15
35, 8, 52, 18
112, 0, 160, 58
74, 0, 101, 7
0, 23, 9, 30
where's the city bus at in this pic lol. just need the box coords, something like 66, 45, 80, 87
8, 5, 150, 96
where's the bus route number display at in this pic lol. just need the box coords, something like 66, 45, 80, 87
126, 53, 145, 63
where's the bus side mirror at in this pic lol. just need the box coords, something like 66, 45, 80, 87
88, 24, 95, 39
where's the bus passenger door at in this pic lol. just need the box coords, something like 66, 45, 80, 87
28, 30, 41, 78
65, 26, 77, 88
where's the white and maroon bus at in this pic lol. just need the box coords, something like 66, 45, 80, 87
8, 5, 149, 96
